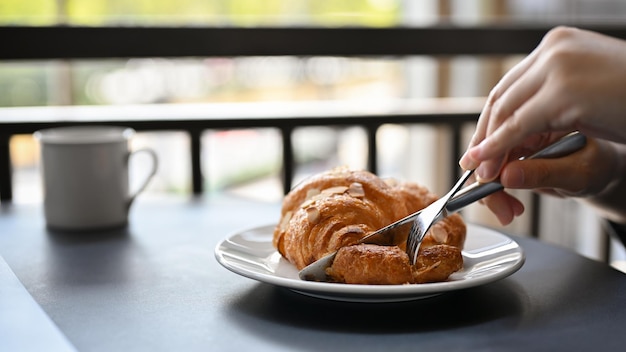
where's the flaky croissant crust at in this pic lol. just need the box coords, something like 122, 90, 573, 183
273, 167, 466, 284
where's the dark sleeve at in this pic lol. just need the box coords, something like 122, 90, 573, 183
605, 220, 626, 248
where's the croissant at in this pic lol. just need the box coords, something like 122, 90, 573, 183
273, 167, 466, 285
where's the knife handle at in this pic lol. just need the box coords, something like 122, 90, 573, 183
446, 131, 587, 214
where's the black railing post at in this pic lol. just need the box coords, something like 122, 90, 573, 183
366, 124, 379, 175
0, 134, 12, 203
281, 126, 294, 195
531, 193, 541, 239
189, 129, 203, 196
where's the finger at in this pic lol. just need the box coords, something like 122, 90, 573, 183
476, 132, 566, 182
482, 191, 525, 226
460, 101, 493, 170
484, 30, 549, 135
485, 45, 543, 114
460, 49, 543, 170
475, 154, 506, 183
485, 61, 546, 138
478, 54, 550, 177
499, 157, 587, 194
466, 84, 571, 163
502, 138, 616, 197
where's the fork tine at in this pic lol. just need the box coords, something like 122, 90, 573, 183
407, 216, 426, 264
406, 170, 474, 265
407, 222, 419, 263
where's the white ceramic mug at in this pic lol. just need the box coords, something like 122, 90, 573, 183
35, 126, 158, 231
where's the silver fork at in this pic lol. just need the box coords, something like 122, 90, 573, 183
405, 169, 473, 265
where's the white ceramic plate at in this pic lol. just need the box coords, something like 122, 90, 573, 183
215, 223, 525, 303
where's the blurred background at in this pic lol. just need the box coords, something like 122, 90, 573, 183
3, 0, 626, 265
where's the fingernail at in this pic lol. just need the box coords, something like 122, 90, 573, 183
459, 151, 478, 170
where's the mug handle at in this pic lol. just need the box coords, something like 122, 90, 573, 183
127, 148, 158, 208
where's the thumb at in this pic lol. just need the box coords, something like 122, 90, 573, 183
499, 138, 613, 197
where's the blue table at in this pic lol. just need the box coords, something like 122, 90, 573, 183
1, 195, 625, 351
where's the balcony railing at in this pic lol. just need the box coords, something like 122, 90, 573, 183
0, 97, 483, 196
3, 24, 626, 244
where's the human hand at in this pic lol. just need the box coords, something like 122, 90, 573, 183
460, 26, 626, 183
479, 137, 621, 225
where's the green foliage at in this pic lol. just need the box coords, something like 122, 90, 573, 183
0, 0, 57, 25
0, 0, 399, 26
0, 0, 400, 106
